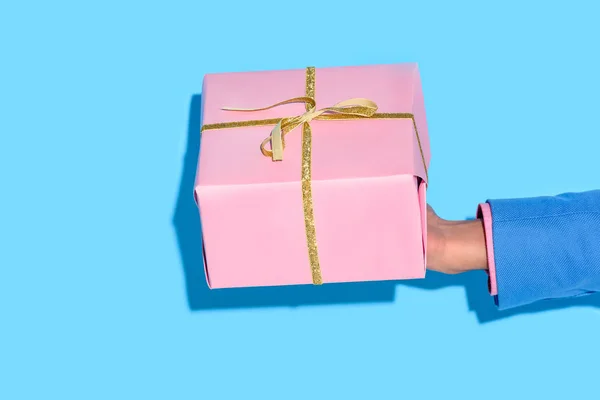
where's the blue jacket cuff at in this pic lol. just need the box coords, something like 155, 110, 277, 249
487, 191, 600, 310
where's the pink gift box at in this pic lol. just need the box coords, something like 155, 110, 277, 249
195, 63, 431, 289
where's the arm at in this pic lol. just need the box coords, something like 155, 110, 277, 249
427, 190, 600, 310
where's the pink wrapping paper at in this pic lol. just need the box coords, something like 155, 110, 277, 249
195, 63, 430, 289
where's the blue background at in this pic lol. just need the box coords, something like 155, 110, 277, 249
2, 1, 599, 398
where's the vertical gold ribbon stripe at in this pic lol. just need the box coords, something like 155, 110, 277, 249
301, 67, 323, 285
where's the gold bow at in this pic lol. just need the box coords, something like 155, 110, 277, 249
201, 66, 428, 285
223, 97, 378, 161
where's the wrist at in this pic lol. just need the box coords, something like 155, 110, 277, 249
439, 219, 488, 274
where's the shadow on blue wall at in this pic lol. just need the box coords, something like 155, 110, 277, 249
402, 270, 600, 323
173, 95, 600, 322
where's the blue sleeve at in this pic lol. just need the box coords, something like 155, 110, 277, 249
487, 190, 600, 310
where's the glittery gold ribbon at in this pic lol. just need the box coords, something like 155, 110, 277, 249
201, 67, 429, 285
222, 96, 378, 161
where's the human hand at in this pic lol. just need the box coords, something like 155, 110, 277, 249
426, 205, 488, 274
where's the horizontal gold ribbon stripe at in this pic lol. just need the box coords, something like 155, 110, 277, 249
201, 113, 416, 129
200, 112, 428, 181
201, 118, 283, 132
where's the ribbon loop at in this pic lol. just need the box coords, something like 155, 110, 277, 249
224, 97, 379, 161
222, 97, 316, 112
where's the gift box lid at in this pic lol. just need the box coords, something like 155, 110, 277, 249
197, 63, 430, 188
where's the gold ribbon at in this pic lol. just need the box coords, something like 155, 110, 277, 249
223, 97, 378, 161
201, 67, 428, 285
